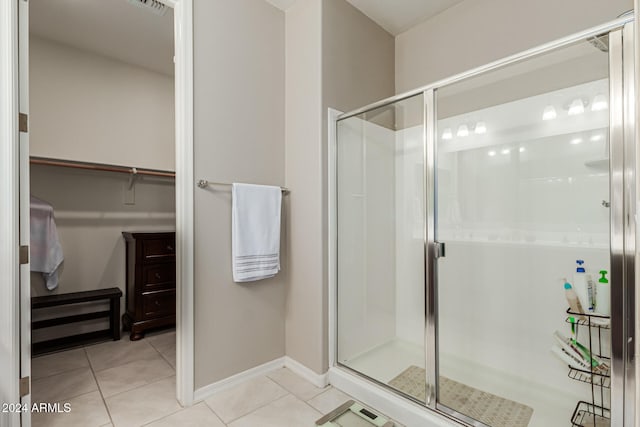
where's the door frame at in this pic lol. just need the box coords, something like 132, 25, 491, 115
0, 1, 195, 423
0, 0, 22, 425
162, 0, 195, 408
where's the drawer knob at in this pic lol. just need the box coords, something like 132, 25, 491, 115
155, 300, 160, 306
155, 272, 162, 280
167, 245, 174, 252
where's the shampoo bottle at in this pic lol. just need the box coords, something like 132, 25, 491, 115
573, 260, 593, 312
564, 281, 585, 316
596, 270, 610, 316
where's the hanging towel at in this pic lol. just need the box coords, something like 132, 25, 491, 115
30, 196, 64, 290
232, 183, 282, 282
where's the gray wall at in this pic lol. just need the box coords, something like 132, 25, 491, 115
395, 0, 633, 93
322, 0, 396, 114
284, 0, 324, 374
284, 0, 395, 375
193, 0, 286, 388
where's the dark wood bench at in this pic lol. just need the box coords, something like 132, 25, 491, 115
31, 287, 122, 355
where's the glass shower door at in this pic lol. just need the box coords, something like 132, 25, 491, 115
434, 35, 616, 427
336, 93, 429, 402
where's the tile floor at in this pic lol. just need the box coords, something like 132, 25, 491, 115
31, 329, 398, 427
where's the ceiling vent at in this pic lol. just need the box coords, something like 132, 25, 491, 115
127, 0, 168, 16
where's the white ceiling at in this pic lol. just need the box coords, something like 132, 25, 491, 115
344, 0, 464, 35
264, 0, 297, 10
266, 0, 464, 36
30, 0, 174, 76
30, 0, 463, 77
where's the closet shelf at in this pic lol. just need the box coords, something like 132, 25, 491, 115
30, 156, 175, 178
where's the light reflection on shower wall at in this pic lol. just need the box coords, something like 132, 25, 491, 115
437, 79, 610, 246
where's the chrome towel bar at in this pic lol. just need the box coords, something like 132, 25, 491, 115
196, 179, 289, 194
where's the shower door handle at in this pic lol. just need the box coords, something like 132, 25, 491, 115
434, 241, 446, 259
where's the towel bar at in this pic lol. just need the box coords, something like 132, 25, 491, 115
197, 179, 289, 194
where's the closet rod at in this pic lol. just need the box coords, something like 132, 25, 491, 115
30, 157, 175, 178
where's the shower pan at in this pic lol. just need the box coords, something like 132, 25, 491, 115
330, 16, 635, 427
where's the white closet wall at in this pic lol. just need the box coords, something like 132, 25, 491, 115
30, 36, 175, 170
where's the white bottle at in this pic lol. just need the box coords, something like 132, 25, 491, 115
564, 281, 585, 316
586, 273, 596, 312
596, 270, 610, 316
573, 260, 593, 312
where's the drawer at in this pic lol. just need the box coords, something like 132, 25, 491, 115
142, 238, 175, 262
142, 289, 176, 320
142, 265, 175, 290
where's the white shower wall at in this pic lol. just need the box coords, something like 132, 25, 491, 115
337, 118, 397, 362
391, 112, 610, 386
394, 126, 425, 347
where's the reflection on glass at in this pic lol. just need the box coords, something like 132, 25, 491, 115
336, 93, 427, 401
436, 39, 611, 426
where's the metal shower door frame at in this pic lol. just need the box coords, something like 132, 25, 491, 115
422, 21, 636, 427
609, 22, 636, 427
332, 14, 636, 427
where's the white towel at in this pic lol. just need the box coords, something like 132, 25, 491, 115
30, 196, 64, 290
232, 183, 282, 282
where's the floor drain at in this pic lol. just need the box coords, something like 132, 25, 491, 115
315, 400, 394, 427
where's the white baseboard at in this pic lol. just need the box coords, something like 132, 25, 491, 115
193, 357, 285, 402
328, 367, 455, 427
192, 356, 330, 403
283, 356, 329, 388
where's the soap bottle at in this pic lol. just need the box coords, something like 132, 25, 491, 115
573, 260, 593, 312
564, 281, 585, 317
596, 270, 610, 316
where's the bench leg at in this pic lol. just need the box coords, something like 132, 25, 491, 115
110, 297, 121, 341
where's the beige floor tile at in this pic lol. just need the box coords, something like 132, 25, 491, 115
105, 376, 181, 427
32, 348, 90, 379
306, 387, 354, 415
267, 368, 326, 401
95, 356, 174, 397
86, 338, 159, 372
32, 367, 98, 404
204, 376, 288, 423
32, 391, 110, 427
162, 352, 176, 369
228, 394, 322, 427
145, 402, 225, 427
147, 331, 175, 357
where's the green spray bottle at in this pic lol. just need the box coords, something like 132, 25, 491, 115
595, 270, 610, 316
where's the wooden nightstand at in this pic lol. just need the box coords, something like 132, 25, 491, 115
122, 231, 176, 340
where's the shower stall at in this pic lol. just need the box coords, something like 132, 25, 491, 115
330, 16, 636, 427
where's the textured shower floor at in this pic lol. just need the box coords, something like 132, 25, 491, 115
344, 339, 580, 427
